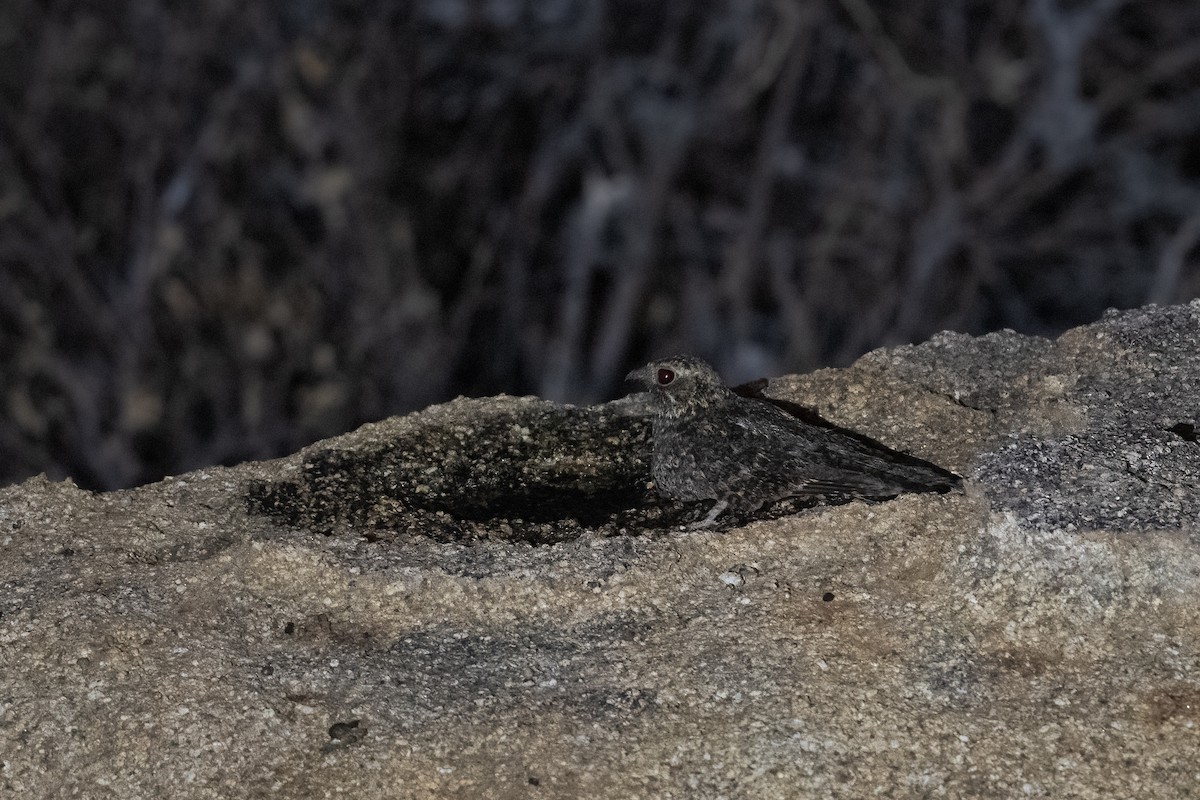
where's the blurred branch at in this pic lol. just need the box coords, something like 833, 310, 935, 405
720, 7, 808, 343
893, 194, 965, 342
1149, 209, 1200, 306
834, 0, 955, 99
1024, 0, 1129, 168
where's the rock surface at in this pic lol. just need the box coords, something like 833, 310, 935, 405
3, 303, 1199, 799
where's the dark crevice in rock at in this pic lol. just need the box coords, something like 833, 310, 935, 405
926, 389, 998, 415
1167, 422, 1197, 442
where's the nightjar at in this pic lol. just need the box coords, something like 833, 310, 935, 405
626, 354, 960, 526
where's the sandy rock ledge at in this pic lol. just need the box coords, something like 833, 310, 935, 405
2, 303, 1199, 798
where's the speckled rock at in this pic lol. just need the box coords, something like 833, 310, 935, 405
2, 303, 1199, 799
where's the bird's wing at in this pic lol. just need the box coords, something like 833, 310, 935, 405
728, 396, 937, 498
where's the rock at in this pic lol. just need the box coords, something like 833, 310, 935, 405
245, 394, 663, 543
2, 303, 1199, 798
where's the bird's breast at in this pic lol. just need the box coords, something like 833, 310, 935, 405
650, 415, 730, 501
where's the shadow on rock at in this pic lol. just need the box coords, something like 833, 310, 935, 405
247, 395, 694, 543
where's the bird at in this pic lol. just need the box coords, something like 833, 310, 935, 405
625, 354, 960, 527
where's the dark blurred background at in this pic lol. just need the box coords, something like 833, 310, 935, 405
2, 0, 1199, 490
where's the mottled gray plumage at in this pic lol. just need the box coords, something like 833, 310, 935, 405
626, 355, 960, 526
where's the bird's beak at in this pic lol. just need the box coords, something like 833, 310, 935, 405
625, 365, 649, 388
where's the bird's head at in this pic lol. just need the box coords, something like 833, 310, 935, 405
625, 354, 730, 415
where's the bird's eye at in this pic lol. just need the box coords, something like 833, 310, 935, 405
657, 368, 675, 386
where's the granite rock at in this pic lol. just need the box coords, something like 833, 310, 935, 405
2, 303, 1199, 798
